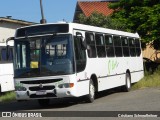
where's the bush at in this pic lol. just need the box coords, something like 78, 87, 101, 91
132, 67, 160, 90
0, 92, 16, 102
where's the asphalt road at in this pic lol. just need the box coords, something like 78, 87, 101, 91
0, 87, 160, 120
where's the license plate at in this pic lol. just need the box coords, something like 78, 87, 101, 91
36, 90, 47, 95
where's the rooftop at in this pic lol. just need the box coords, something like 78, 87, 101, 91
73, 0, 118, 23
0, 17, 36, 25
78, 1, 114, 17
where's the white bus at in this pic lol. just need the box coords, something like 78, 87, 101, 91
0, 42, 14, 93
11, 23, 144, 106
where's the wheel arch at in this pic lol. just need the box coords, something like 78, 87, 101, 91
126, 69, 131, 81
90, 74, 98, 92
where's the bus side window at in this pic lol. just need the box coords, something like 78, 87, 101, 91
95, 33, 106, 58
0, 47, 13, 62
113, 36, 122, 57
122, 37, 130, 57
105, 35, 115, 57
129, 38, 136, 57
85, 32, 97, 58
1, 48, 7, 61
135, 39, 141, 56
8, 48, 13, 61
74, 36, 86, 73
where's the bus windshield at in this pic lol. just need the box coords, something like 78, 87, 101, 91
14, 34, 74, 78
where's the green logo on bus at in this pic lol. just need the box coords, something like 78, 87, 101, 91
108, 60, 119, 75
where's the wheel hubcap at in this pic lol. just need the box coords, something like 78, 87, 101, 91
127, 77, 131, 89
90, 83, 95, 98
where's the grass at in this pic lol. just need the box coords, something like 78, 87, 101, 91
0, 91, 16, 102
132, 66, 160, 90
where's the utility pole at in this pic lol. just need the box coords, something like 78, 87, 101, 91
40, 0, 47, 24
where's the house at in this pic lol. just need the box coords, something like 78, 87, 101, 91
73, 0, 119, 23
0, 16, 35, 43
142, 43, 160, 62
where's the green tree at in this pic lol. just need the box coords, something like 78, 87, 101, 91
78, 12, 126, 31
109, 0, 160, 49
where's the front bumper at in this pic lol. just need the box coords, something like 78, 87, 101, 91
14, 75, 78, 100
16, 88, 75, 100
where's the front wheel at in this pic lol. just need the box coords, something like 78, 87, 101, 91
85, 79, 95, 103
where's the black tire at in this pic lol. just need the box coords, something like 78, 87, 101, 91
86, 79, 95, 103
0, 86, 5, 96
38, 99, 50, 107
0, 86, 1, 95
123, 73, 131, 92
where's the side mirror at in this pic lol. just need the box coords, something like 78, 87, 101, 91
76, 32, 87, 50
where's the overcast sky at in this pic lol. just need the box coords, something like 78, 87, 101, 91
0, 0, 77, 23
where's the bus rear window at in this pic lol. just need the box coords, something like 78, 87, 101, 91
0, 47, 13, 62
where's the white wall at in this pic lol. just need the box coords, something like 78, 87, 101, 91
0, 22, 25, 43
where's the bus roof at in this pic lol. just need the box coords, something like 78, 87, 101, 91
15, 22, 139, 38
69, 23, 139, 38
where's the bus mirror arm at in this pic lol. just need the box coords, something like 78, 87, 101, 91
6, 45, 9, 60
6, 37, 15, 45
6, 37, 14, 60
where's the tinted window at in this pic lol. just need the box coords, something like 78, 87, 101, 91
114, 36, 121, 46
74, 36, 86, 72
105, 35, 115, 57
113, 36, 122, 57
122, 37, 130, 57
86, 32, 97, 58
1, 48, 7, 61
135, 39, 141, 56
105, 35, 113, 46
0, 46, 13, 62
129, 38, 136, 57
95, 34, 106, 58
8, 48, 13, 61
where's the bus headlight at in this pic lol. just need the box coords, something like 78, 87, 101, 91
15, 86, 27, 91
58, 83, 74, 88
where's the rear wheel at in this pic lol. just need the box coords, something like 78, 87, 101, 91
38, 99, 50, 107
123, 73, 131, 92
86, 79, 95, 103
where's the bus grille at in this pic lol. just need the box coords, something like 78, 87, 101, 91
30, 93, 56, 98
20, 79, 62, 84
29, 86, 55, 91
